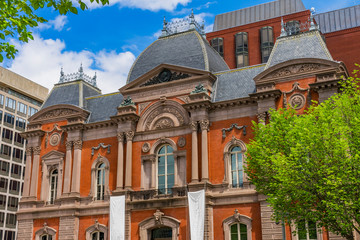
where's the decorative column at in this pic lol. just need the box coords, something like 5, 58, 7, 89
40, 160, 49, 201
63, 141, 73, 194
30, 146, 41, 198
200, 119, 209, 182
257, 112, 267, 125
190, 121, 199, 183
151, 156, 156, 189
116, 133, 125, 190
22, 147, 33, 197
124, 131, 134, 190
71, 140, 83, 194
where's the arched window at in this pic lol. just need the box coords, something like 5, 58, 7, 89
157, 145, 174, 194
230, 223, 248, 240
96, 163, 105, 200
151, 227, 172, 240
41, 234, 53, 240
235, 32, 249, 68
210, 38, 224, 57
230, 146, 244, 188
49, 169, 58, 204
91, 231, 105, 240
260, 26, 274, 63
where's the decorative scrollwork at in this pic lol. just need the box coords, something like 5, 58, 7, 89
120, 96, 135, 107
140, 69, 191, 87
191, 83, 206, 94
125, 131, 135, 142
222, 124, 247, 139
73, 140, 83, 150
91, 143, 111, 156
154, 117, 174, 130
142, 143, 150, 153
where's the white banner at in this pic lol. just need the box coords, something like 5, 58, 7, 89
110, 195, 125, 240
188, 189, 205, 240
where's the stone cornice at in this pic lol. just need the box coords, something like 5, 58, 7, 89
182, 99, 212, 111
61, 123, 84, 132
20, 129, 45, 139
84, 120, 115, 130
249, 89, 282, 100
309, 79, 339, 91
111, 113, 140, 123
210, 97, 256, 110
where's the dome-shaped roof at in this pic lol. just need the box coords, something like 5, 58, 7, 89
127, 30, 229, 83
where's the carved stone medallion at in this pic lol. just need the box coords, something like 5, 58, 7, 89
177, 137, 186, 148
289, 93, 306, 109
49, 133, 61, 146
142, 142, 150, 153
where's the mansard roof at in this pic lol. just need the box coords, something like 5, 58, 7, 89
126, 30, 229, 84
314, 5, 360, 34
213, 0, 306, 31
212, 64, 265, 102
265, 30, 333, 69
85, 92, 123, 123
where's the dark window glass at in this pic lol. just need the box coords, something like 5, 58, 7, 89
49, 169, 58, 204
235, 32, 249, 67
0, 110, 3, 122
5, 230, 16, 240
260, 26, 274, 63
0, 178, 8, 190
0, 144, 11, 157
7, 197, 18, 209
210, 37, 224, 57
157, 145, 174, 194
12, 148, 23, 160
231, 146, 243, 188
0, 160, 9, 175
0, 212, 4, 225
14, 132, 24, 145
151, 227, 172, 239
10, 164, 21, 178
2, 128, 13, 141
5, 213, 16, 226
9, 180, 20, 194
4, 113, 14, 126
15, 117, 26, 129
230, 223, 248, 240
286, 20, 300, 35
0, 194, 6, 208
96, 163, 105, 200
91, 231, 104, 240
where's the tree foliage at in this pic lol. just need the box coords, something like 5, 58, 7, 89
246, 65, 360, 239
0, 0, 109, 62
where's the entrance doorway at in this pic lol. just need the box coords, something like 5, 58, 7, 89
151, 227, 172, 240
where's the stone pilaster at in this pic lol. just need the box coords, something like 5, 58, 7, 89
204, 204, 214, 240
200, 119, 209, 182
116, 133, 125, 190
17, 219, 33, 240
22, 147, 33, 197
124, 131, 134, 190
260, 201, 283, 240
190, 121, 199, 183
58, 216, 79, 239
71, 140, 82, 194
30, 146, 41, 198
63, 141, 73, 194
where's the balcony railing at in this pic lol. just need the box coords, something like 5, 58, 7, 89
129, 186, 187, 201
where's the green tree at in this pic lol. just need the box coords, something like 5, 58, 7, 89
245, 66, 360, 240
0, 0, 109, 62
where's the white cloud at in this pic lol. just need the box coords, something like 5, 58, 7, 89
80, 0, 192, 11
38, 15, 69, 31
7, 34, 135, 94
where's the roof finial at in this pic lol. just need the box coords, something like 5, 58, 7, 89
280, 17, 287, 37
59, 67, 65, 83
161, 16, 169, 37
309, 7, 318, 31
92, 72, 97, 87
189, 9, 196, 30
79, 63, 83, 73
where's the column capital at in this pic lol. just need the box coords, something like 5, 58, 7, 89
257, 112, 267, 123
125, 131, 134, 142
65, 141, 73, 151
117, 132, 125, 142
199, 119, 209, 131
25, 147, 33, 156
189, 121, 198, 131
73, 140, 83, 150
33, 146, 41, 156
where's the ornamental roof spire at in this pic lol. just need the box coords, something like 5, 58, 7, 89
58, 65, 98, 88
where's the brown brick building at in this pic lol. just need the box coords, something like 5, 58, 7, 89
16, 0, 360, 239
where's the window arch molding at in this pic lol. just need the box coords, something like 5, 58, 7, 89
223, 137, 247, 186
89, 154, 110, 200
150, 138, 177, 155
34, 224, 56, 240
85, 221, 108, 240
139, 211, 180, 240
223, 210, 252, 240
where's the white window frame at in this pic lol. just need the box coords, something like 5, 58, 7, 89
85, 221, 108, 240
48, 169, 58, 204
156, 144, 175, 194
223, 210, 252, 240
291, 220, 323, 240
89, 155, 110, 201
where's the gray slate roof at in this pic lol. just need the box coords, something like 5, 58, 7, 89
42, 80, 101, 109
127, 30, 229, 83
213, 0, 306, 31
212, 65, 265, 102
85, 92, 123, 123
265, 30, 333, 69
315, 5, 360, 34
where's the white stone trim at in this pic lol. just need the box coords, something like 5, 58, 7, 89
89, 154, 110, 200
138, 215, 180, 240
223, 212, 252, 240
223, 137, 247, 185
35, 225, 56, 240
85, 222, 108, 240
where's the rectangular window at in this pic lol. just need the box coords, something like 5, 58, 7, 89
5, 213, 16, 228
2, 128, 13, 142
17, 102, 27, 115
210, 37, 224, 57
10, 164, 21, 179
0, 194, 6, 209
12, 148, 23, 161
0, 160, 9, 176
235, 32, 249, 68
5, 97, 15, 111
7, 197, 18, 210
9, 180, 20, 194
14, 132, 24, 146
260, 26, 274, 63
0, 212, 4, 226
0, 110, 2, 122
0, 145, 11, 159
0, 94, 4, 106
3, 113, 14, 127
15, 117, 26, 130
0, 178, 8, 192
29, 107, 38, 117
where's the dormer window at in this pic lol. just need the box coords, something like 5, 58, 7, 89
286, 20, 300, 35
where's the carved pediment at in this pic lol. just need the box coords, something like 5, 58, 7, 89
42, 150, 65, 160
140, 69, 191, 87
29, 104, 90, 124
254, 58, 345, 85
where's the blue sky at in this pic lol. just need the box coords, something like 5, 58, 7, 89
2, 0, 358, 94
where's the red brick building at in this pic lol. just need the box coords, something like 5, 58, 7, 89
16, 0, 359, 240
